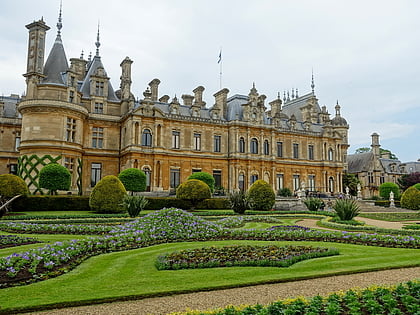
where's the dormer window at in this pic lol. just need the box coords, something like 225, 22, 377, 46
69, 90, 74, 103
95, 81, 104, 96
94, 102, 104, 114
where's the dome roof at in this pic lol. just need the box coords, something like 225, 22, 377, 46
331, 115, 348, 125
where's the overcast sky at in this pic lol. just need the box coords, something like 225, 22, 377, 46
1, 0, 419, 162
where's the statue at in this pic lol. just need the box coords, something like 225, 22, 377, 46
389, 191, 395, 208
345, 186, 350, 198
356, 183, 362, 200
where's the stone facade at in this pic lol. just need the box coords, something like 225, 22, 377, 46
0, 13, 350, 195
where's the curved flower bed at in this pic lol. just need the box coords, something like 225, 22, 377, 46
0, 222, 114, 235
0, 235, 40, 249
155, 245, 339, 270
0, 208, 419, 287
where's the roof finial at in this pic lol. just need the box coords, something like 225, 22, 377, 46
335, 100, 341, 116
56, 1, 63, 37
95, 21, 101, 57
277, 92, 281, 100
88, 51, 92, 61
80, 50, 84, 59
291, 88, 295, 99
296, 88, 299, 98
311, 69, 315, 93
283, 91, 286, 103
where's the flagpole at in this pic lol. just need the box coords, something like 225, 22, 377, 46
218, 48, 222, 90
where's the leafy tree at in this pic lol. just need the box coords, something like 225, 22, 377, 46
176, 179, 211, 209
89, 175, 127, 213
355, 147, 370, 154
0, 174, 29, 217
398, 172, 420, 191
247, 180, 275, 211
342, 173, 360, 196
187, 172, 215, 193
39, 163, 71, 195
118, 168, 146, 195
354, 147, 398, 160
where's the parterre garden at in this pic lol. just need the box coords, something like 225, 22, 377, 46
0, 171, 419, 314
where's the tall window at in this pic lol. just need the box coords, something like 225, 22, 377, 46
92, 127, 104, 148
308, 175, 315, 191
239, 137, 245, 153
14, 132, 21, 151
328, 177, 335, 193
214, 135, 221, 152
94, 102, 104, 114
143, 167, 151, 192
277, 141, 283, 157
142, 129, 152, 147
170, 168, 180, 188
276, 174, 284, 190
328, 148, 334, 161
293, 143, 299, 159
9, 164, 18, 175
238, 173, 245, 191
368, 172, 374, 184
264, 140, 270, 155
69, 90, 74, 103
293, 175, 300, 191
213, 170, 222, 188
91, 163, 102, 187
66, 117, 76, 142
308, 145, 314, 160
251, 138, 258, 154
250, 174, 258, 184
95, 81, 104, 96
64, 157, 74, 172
194, 133, 201, 151
172, 131, 180, 149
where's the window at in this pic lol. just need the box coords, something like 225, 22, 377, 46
14, 132, 21, 151
308, 175, 315, 191
94, 102, 104, 114
308, 145, 314, 160
66, 117, 76, 142
293, 175, 300, 191
170, 168, 180, 188
264, 140, 270, 155
9, 164, 18, 175
143, 167, 151, 192
192, 168, 202, 173
238, 173, 245, 191
380, 174, 385, 185
293, 143, 299, 159
69, 90, 74, 103
91, 163, 102, 187
276, 174, 284, 190
213, 170, 222, 188
239, 137, 245, 153
368, 172, 374, 184
250, 174, 258, 184
194, 133, 201, 151
328, 176, 335, 193
70, 76, 75, 87
251, 138, 258, 154
277, 142, 283, 157
142, 129, 152, 147
172, 131, 180, 149
64, 157, 74, 172
328, 148, 334, 161
95, 81, 104, 96
214, 135, 221, 152
92, 127, 104, 148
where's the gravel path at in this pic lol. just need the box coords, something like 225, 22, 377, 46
33, 267, 420, 315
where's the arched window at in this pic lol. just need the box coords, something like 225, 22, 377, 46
142, 129, 152, 147
328, 148, 334, 161
250, 138, 258, 154
263, 140, 269, 155
239, 137, 245, 153
250, 174, 258, 184
238, 173, 245, 191
328, 176, 334, 193
143, 167, 151, 191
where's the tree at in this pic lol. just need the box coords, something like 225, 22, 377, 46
39, 163, 71, 195
355, 147, 370, 154
400, 186, 420, 210
247, 180, 275, 211
354, 147, 398, 160
379, 182, 400, 200
187, 172, 215, 193
0, 174, 29, 217
118, 168, 146, 195
398, 172, 420, 191
342, 173, 361, 196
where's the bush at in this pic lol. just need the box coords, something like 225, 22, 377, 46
303, 198, 324, 211
176, 179, 211, 209
187, 172, 215, 193
118, 168, 146, 194
414, 183, 420, 190
0, 174, 29, 217
379, 182, 400, 200
39, 163, 71, 194
11, 195, 90, 211
229, 190, 250, 214
333, 199, 360, 220
197, 198, 230, 210
278, 187, 292, 197
89, 175, 127, 213
247, 180, 275, 211
122, 195, 148, 217
400, 186, 420, 210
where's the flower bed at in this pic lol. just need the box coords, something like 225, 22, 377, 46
0, 235, 40, 249
173, 280, 420, 315
0, 222, 114, 235
155, 245, 338, 270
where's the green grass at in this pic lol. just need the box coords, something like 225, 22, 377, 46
358, 212, 420, 221
0, 240, 419, 312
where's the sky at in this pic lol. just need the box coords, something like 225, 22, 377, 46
1, 0, 419, 162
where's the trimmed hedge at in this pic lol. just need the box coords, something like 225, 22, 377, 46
11, 195, 90, 211
89, 175, 127, 213
144, 197, 229, 210
374, 200, 401, 207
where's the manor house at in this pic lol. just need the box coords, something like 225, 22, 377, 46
0, 12, 349, 195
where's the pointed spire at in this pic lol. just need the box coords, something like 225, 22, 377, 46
56, 1, 63, 37
311, 69, 315, 93
335, 100, 341, 116
95, 22, 101, 57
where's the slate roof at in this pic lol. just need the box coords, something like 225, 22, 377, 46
0, 95, 20, 117
43, 35, 68, 85
347, 152, 374, 173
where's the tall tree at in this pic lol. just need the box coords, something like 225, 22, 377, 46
342, 173, 361, 196
398, 172, 420, 191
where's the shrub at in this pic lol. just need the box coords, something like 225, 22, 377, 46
247, 180, 275, 211
414, 183, 420, 190
122, 195, 148, 217
0, 174, 29, 217
229, 190, 249, 214
400, 186, 420, 210
39, 163, 71, 194
278, 187, 292, 197
118, 168, 146, 194
187, 172, 215, 193
379, 182, 400, 200
333, 199, 360, 220
11, 195, 90, 211
89, 175, 127, 213
303, 198, 324, 211
197, 198, 230, 210
176, 179, 211, 209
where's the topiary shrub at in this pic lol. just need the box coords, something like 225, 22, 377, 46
39, 163, 71, 195
176, 179, 211, 209
247, 180, 275, 211
400, 186, 420, 210
187, 172, 215, 193
303, 198, 324, 211
0, 174, 29, 217
118, 168, 146, 194
278, 187, 292, 197
333, 199, 360, 220
414, 183, 420, 190
379, 182, 400, 200
229, 190, 250, 214
89, 175, 127, 213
